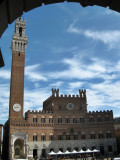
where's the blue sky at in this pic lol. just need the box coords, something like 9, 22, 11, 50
1, 3, 120, 124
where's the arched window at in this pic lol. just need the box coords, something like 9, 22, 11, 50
91, 132, 95, 139
80, 117, 84, 123
97, 116, 102, 122
33, 133, 37, 141
58, 116, 62, 123
99, 131, 103, 139
75, 147, 79, 151
81, 132, 85, 139
41, 116, 45, 123
58, 134, 63, 140
50, 148, 54, 152
67, 148, 71, 152
73, 116, 77, 123
49, 116, 53, 123
49, 133, 54, 141
65, 116, 70, 123
59, 148, 63, 152
105, 115, 109, 122
107, 131, 111, 138
89, 116, 94, 122
82, 147, 86, 151
74, 133, 78, 140
33, 115, 37, 123
41, 133, 46, 141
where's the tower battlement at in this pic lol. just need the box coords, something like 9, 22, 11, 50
11, 17, 28, 53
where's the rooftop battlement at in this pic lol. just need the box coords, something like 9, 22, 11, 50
88, 110, 113, 114
26, 110, 53, 114
51, 88, 86, 98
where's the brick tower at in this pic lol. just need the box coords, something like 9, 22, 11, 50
9, 17, 27, 120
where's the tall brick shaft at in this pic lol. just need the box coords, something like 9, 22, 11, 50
9, 17, 27, 120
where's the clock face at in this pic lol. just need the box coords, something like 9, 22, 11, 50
67, 103, 74, 110
13, 103, 21, 112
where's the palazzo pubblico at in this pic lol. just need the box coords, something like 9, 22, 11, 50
2, 18, 117, 160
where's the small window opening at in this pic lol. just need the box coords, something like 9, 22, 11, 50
19, 27, 22, 37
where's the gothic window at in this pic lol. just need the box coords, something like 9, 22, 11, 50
33, 133, 37, 141
58, 117, 62, 123
74, 133, 78, 140
91, 132, 95, 139
49, 133, 54, 141
97, 116, 102, 122
79, 106, 82, 110
66, 134, 70, 140
105, 116, 109, 122
89, 116, 94, 122
41, 116, 45, 123
58, 134, 63, 140
49, 116, 53, 123
33, 115, 37, 123
41, 133, 46, 141
99, 132, 103, 139
81, 132, 85, 139
80, 117, 84, 123
65, 117, 70, 123
58, 106, 62, 110
73, 117, 77, 123
107, 131, 111, 138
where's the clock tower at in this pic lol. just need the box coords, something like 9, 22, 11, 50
9, 17, 27, 120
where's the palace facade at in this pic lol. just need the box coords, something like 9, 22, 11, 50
2, 18, 117, 160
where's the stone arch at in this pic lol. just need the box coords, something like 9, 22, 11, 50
73, 143, 79, 151
14, 139, 25, 159
1, 0, 120, 39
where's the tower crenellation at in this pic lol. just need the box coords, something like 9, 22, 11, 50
52, 88, 59, 97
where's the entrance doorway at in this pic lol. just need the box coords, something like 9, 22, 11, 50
33, 149, 37, 158
14, 139, 24, 158
42, 149, 46, 158
100, 146, 104, 155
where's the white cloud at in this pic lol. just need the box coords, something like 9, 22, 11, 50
0, 84, 10, 123
24, 88, 51, 112
0, 70, 10, 79
69, 82, 84, 89
49, 81, 64, 88
87, 80, 120, 116
25, 64, 47, 82
47, 56, 116, 81
50, 46, 78, 54
67, 21, 120, 49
